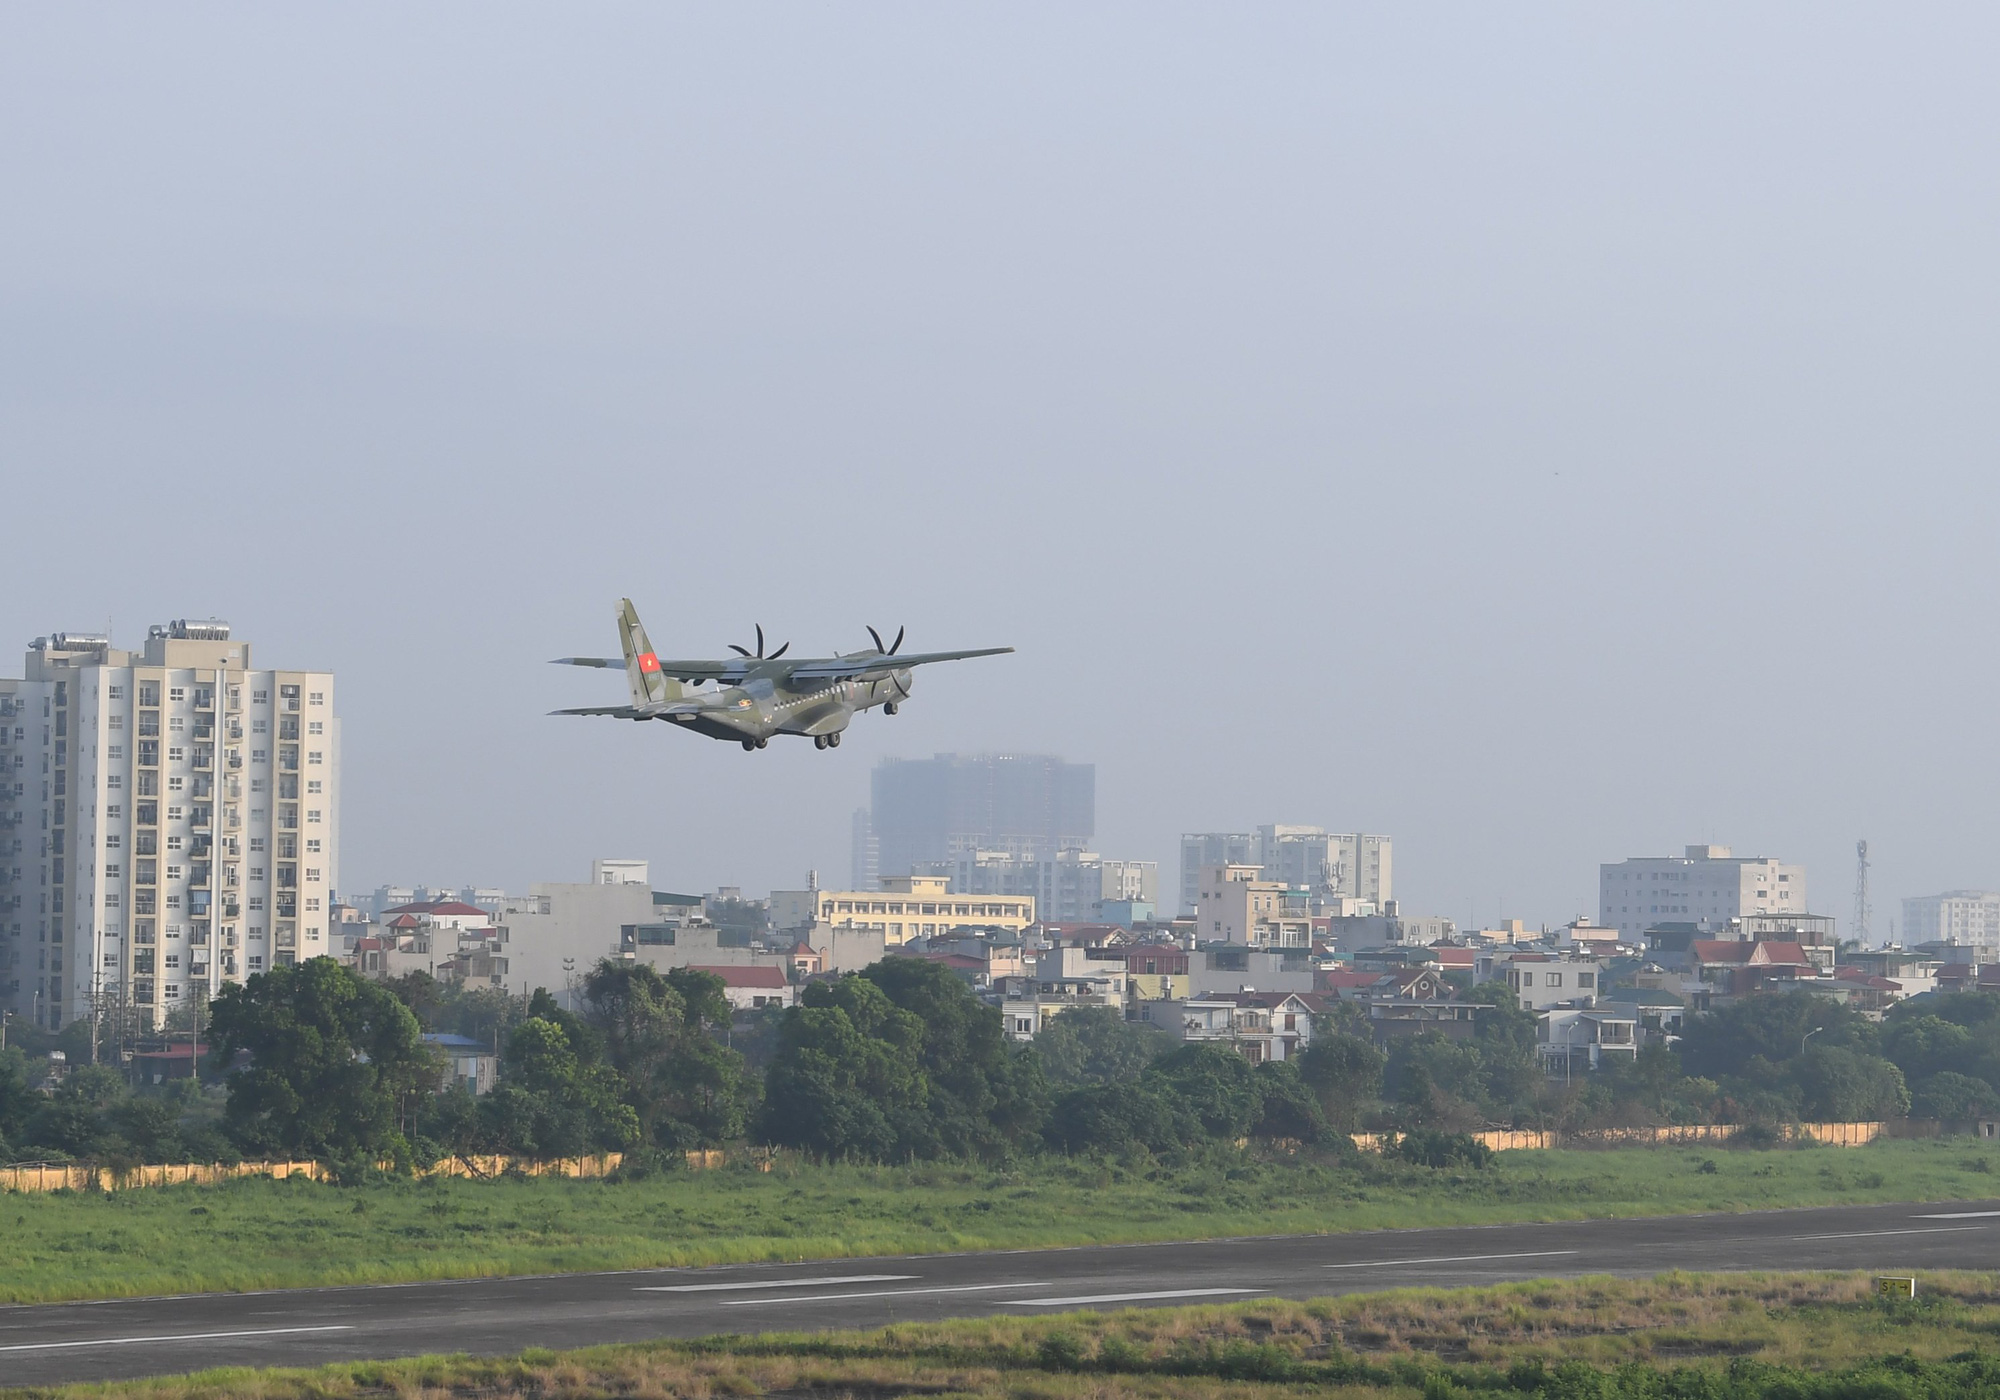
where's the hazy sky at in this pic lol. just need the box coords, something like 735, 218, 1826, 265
5, 7, 1999, 933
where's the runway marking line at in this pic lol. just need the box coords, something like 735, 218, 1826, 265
640, 1275, 917, 1293
1322, 1250, 1579, 1270
1792, 1226, 1989, 1240
1914, 1211, 2000, 1219
1010, 1289, 1264, 1306
722, 1282, 1052, 1306
0, 1325, 354, 1354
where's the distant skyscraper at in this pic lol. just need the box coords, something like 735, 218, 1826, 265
0, 620, 338, 1031
1902, 891, 2000, 959
1179, 828, 1392, 913
849, 807, 879, 891
868, 754, 1093, 881
1180, 833, 1255, 913
1599, 844, 1806, 941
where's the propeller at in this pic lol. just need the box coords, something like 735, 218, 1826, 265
866, 624, 905, 656
728, 624, 789, 660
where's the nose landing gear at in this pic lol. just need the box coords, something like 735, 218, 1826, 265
884, 702, 899, 715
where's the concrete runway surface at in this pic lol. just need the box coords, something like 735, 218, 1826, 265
6, 1198, 2000, 1387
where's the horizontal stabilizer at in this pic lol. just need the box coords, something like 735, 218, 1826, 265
553, 657, 622, 668
550, 705, 642, 718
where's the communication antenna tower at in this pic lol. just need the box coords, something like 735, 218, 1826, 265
1853, 839, 1872, 946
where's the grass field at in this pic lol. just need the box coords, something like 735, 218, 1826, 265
3, 1136, 1999, 1306
10, 1270, 2000, 1400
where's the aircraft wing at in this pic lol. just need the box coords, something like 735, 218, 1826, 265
788, 646, 1014, 682
552, 656, 747, 681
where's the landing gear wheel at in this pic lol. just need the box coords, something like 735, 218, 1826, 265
828, 731, 841, 747
814, 735, 829, 750
741, 739, 756, 751
884, 702, 899, 715
755, 737, 769, 749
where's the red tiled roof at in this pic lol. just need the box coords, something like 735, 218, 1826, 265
686, 964, 788, 989
1691, 940, 1753, 964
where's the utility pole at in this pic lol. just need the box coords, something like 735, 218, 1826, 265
1853, 840, 1872, 947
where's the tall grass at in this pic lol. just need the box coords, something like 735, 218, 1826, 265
3, 1137, 1998, 1306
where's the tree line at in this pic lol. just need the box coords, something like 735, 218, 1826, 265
5, 956, 2000, 1169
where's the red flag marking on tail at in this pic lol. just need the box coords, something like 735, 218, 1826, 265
638, 653, 661, 673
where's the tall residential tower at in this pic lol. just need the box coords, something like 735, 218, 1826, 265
0, 620, 338, 1031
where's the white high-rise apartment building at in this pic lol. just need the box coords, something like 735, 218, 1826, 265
1256, 826, 1393, 905
1902, 891, 2000, 960
1598, 844, 1805, 941
0, 621, 338, 1031
1179, 829, 1394, 913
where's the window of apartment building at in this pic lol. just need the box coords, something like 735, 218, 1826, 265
169, 688, 185, 703
167, 776, 184, 792
105, 813, 120, 827
249, 837, 265, 852
305, 838, 321, 853
309, 692, 324, 706
307, 751, 322, 765
308, 721, 323, 735
167, 806, 183, 821
104, 864, 120, 879
167, 747, 184, 763
307, 809, 321, 823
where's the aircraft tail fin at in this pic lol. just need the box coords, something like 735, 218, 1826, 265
617, 598, 682, 707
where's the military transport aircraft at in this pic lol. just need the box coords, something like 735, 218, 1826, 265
551, 599, 1012, 751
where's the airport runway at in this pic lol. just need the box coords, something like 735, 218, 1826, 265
6, 1198, 2000, 1387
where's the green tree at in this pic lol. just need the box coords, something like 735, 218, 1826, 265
1912, 1070, 2000, 1121
1144, 1044, 1263, 1139
1042, 1081, 1184, 1155
1791, 1044, 1909, 1121
1250, 1059, 1326, 1142
862, 958, 1047, 1157
1385, 1032, 1489, 1128
207, 957, 437, 1162
1296, 1032, 1384, 1132
0, 1047, 35, 1156
755, 974, 929, 1159
24, 1064, 127, 1158
580, 961, 752, 1149
1464, 982, 1543, 1113
480, 1015, 637, 1156
1677, 991, 1873, 1081
1031, 1005, 1167, 1086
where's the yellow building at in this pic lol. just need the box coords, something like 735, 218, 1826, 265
817, 874, 1035, 946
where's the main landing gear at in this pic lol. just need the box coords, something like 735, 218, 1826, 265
813, 732, 843, 750
741, 737, 768, 751
884, 702, 899, 715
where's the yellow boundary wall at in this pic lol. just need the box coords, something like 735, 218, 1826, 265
1352, 1121, 1885, 1153
0, 1149, 751, 1193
